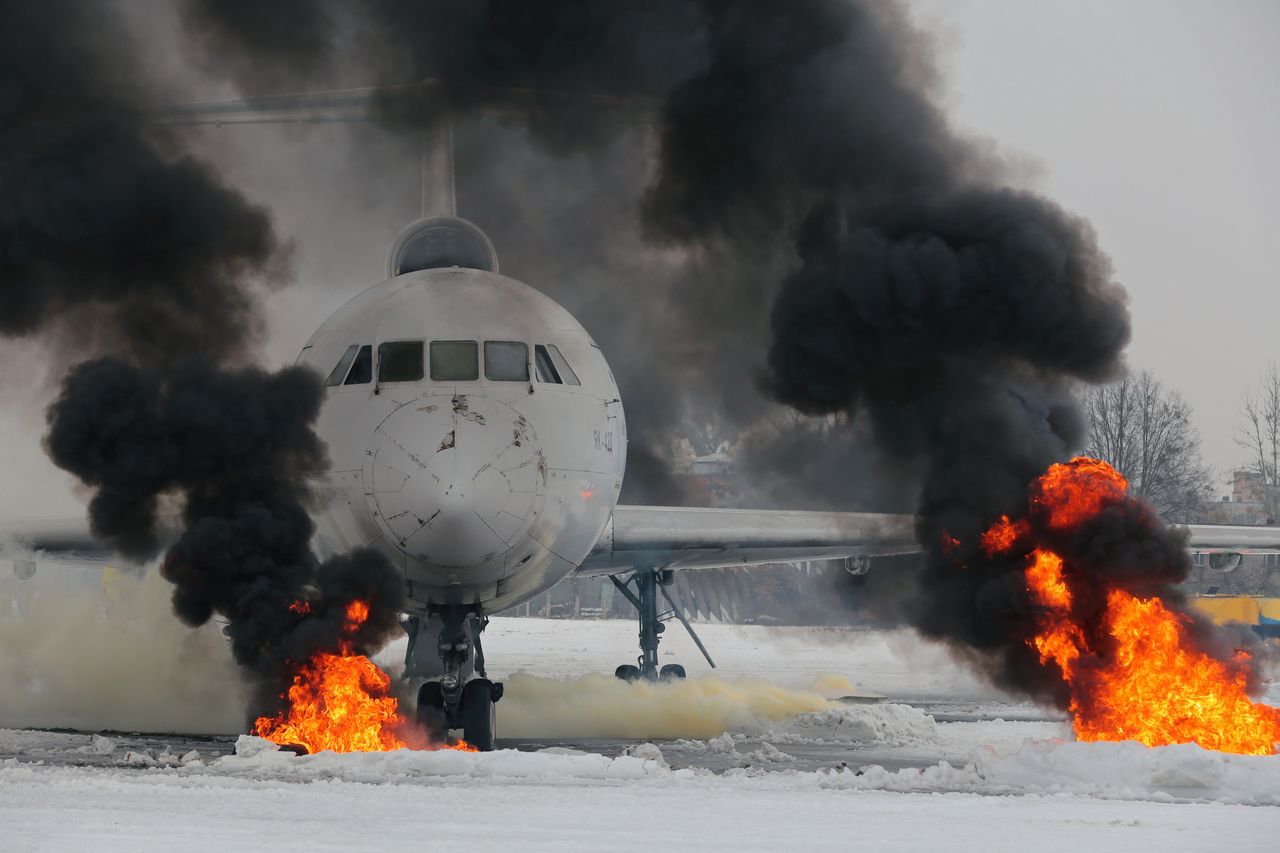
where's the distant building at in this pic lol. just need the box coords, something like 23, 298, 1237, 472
1232, 469, 1270, 504
1195, 469, 1275, 526
1184, 468, 1280, 597
687, 451, 733, 477
677, 448, 744, 508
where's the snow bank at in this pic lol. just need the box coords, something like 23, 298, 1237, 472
757, 702, 939, 747
5, 727, 1276, 806
971, 739, 1280, 804
206, 729, 1280, 807
811, 739, 1280, 806
209, 735, 668, 782
666, 701, 944, 753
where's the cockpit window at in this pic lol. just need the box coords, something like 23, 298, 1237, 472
325, 345, 359, 386
344, 345, 372, 385
378, 341, 424, 382
534, 345, 558, 384
430, 341, 479, 381
484, 341, 529, 382
535, 344, 581, 386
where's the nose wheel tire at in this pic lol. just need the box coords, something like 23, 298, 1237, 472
461, 678, 498, 751
614, 664, 641, 682
416, 681, 448, 745
615, 663, 686, 681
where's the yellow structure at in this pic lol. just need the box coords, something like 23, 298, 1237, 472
1191, 595, 1280, 631
1193, 596, 1261, 625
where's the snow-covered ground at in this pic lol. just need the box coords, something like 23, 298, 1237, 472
0, 767, 1268, 853
2, 615, 1278, 851
2, 734, 1277, 852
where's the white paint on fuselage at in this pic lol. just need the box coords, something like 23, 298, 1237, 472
297, 268, 626, 614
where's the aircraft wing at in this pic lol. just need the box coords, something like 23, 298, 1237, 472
6, 513, 1276, 573
156, 81, 652, 127
574, 515, 1280, 578
0, 516, 104, 554
1183, 524, 1280, 553
0, 516, 120, 578
573, 505, 919, 578
0, 515, 177, 563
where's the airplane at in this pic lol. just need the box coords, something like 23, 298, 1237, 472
2, 85, 1278, 750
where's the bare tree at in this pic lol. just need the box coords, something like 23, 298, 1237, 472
1235, 364, 1280, 523
1083, 371, 1213, 522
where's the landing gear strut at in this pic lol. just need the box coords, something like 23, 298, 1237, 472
610, 568, 715, 681
408, 605, 503, 750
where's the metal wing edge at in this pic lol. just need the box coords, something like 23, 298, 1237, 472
7, 514, 1273, 572
1182, 524, 1280, 550
156, 80, 655, 127
575, 516, 1280, 577
573, 505, 920, 578
0, 516, 104, 554
0, 516, 180, 562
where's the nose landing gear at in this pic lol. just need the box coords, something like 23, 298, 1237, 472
610, 568, 715, 681
416, 675, 502, 750
409, 605, 503, 751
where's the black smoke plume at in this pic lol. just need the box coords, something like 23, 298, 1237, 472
44, 358, 404, 711
175, 1, 1151, 700
0, 2, 281, 365
3, 2, 402, 718
177, 0, 975, 506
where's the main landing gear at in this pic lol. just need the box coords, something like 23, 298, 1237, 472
406, 605, 503, 751
610, 568, 716, 682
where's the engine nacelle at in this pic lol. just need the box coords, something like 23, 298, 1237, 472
843, 555, 870, 576
386, 217, 499, 277
12, 558, 35, 580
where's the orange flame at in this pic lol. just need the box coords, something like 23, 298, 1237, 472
980, 457, 1280, 755
253, 599, 478, 754
1030, 457, 1128, 531
980, 515, 1029, 556
253, 650, 409, 752
1024, 549, 1085, 674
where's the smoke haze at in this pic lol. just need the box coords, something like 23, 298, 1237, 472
42, 356, 406, 715
0, 566, 246, 734
177, 0, 984, 508
2, 0, 1175, 717
176, 0, 1143, 701
1, 1, 403, 719
0, 3, 283, 366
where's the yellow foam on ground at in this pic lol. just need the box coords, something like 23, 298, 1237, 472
498, 672, 835, 739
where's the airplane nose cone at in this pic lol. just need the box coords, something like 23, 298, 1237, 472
363, 394, 545, 569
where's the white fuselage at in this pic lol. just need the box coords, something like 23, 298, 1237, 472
297, 267, 627, 614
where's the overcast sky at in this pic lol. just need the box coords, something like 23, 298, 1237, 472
1, 0, 1276, 518
921, 0, 1280, 487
